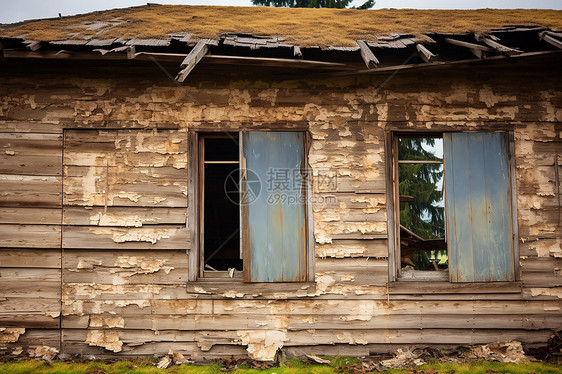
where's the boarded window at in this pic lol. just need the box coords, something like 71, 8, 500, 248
444, 132, 515, 282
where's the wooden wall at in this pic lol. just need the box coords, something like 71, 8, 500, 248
0, 57, 560, 360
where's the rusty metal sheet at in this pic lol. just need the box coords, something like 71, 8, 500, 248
444, 132, 514, 282
242, 132, 306, 282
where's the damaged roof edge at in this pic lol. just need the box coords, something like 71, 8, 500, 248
1, 27, 561, 81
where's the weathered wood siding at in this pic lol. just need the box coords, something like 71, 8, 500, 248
0, 57, 560, 359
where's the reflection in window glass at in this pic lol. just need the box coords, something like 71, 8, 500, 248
398, 137, 447, 272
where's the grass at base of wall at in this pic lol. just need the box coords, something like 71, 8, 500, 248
0, 358, 560, 374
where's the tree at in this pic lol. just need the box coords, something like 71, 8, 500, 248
251, 0, 375, 9
398, 138, 444, 240
398, 138, 446, 270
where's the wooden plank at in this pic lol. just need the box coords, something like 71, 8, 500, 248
62, 225, 189, 250
146, 299, 562, 316
540, 31, 562, 49
62, 312, 562, 331
1, 329, 60, 349
416, 43, 436, 63
63, 206, 187, 226
62, 249, 188, 284
0, 133, 62, 175
0, 174, 62, 207
0, 120, 62, 134
176, 39, 211, 83
356, 40, 379, 69
63, 166, 187, 207
0, 224, 61, 248
0, 279, 60, 298
283, 328, 554, 346
388, 281, 522, 294
0, 207, 62, 224
444, 38, 493, 59
316, 239, 387, 258
0, 249, 61, 268
482, 38, 523, 55
63, 129, 187, 168
0, 314, 59, 328
0, 297, 61, 314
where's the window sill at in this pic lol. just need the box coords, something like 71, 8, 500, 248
186, 280, 317, 298
387, 281, 523, 295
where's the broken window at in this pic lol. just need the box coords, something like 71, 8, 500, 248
200, 135, 242, 276
197, 131, 309, 282
392, 132, 516, 282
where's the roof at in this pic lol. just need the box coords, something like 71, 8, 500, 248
1, 5, 561, 48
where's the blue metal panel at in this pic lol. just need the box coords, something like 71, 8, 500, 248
444, 132, 514, 282
243, 132, 306, 282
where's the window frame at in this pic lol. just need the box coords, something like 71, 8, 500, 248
188, 128, 315, 283
386, 130, 520, 284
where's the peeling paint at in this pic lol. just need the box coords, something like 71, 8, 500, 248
0, 328, 25, 343
86, 330, 123, 352
236, 330, 287, 361
89, 316, 125, 328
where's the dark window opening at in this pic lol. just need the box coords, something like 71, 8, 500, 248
201, 135, 243, 274
397, 135, 448, 277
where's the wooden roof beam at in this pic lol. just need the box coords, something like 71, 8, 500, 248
444, 37, 494, 59
175, 39, 217, 83
481, 37, 523, 55
540, 31, 562, 49
356, 40, 379, 69
416, 43, 436, 63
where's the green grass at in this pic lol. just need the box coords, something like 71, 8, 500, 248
0, 358, 560, 374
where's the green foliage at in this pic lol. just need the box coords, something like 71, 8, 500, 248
0, 359, 560, 374
250, 0, 375, 10
398, 137, 444, 240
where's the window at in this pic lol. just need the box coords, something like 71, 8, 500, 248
390, 131, 517, 283
192, 131, 311, 283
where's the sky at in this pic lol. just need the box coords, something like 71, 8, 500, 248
2, 0, 561, 24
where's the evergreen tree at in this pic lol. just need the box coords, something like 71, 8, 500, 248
398, 138, 444, 240
251, 0, 375, 9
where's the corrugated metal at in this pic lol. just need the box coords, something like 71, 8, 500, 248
243, 132, 306, 282
444, 132, 514, 282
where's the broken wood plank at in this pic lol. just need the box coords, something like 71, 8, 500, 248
416, 43, 436, 63
444, 38, 493, 59
482, 37, 523, 55
356, 40, 379, 69
540, 31, 562, 49
176, 39, 214, 83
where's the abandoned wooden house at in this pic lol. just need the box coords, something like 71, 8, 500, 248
0, 5, 561, 361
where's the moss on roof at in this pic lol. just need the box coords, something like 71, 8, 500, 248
1, 5, 561, 48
